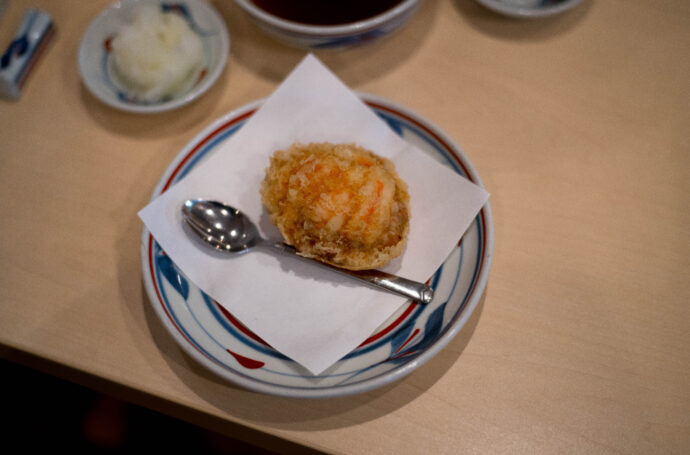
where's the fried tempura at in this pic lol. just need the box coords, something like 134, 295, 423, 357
260, 142, 410, 270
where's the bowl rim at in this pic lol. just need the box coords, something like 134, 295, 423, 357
235, 0, 420, 35
475, 0, 583, 18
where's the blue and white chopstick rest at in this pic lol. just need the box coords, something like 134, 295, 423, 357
0, 8, 54, 100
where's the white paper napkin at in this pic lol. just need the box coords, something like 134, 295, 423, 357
139, 55, 489, 375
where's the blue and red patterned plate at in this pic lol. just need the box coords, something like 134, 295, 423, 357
140, 94, 493, 398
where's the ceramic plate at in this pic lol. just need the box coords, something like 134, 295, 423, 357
140, 94, 494, 398
78, 0, 229, 113
475, 0, 583, 18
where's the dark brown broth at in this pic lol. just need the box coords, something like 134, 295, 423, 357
250, 0, 404, 25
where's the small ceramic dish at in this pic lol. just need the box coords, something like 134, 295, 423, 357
475, 0, 583, 19
78, 0, 229, 113
235, 0, 422, 49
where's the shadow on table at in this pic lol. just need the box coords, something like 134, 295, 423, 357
140, 277, 487, 432
0, 351, 282, 454
452, 0, 592, 41
212, 0, 439, 86
77, 72, 230, 140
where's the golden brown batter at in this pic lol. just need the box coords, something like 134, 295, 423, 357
260, 142, 410, 270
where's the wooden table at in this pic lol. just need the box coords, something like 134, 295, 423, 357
2, 1, 688, 453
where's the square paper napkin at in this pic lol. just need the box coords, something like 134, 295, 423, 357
139, 55, 489, 375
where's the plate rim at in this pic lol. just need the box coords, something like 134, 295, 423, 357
140, 93, 494, 397
77, 0, 230, 114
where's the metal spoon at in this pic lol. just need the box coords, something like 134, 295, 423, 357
182, 198, 434, 304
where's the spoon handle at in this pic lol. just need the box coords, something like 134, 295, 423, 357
266, 242, 434, 304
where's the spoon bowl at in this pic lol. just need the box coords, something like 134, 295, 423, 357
181, 198, 434, 304
182, 199, 260, 252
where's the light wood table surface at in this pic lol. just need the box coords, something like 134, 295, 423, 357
1, 1, 688, 453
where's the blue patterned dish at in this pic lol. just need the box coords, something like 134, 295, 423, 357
140, 94, 493, 397
475, 0, 583, 18
235, 0, 422, 49
78, 0, 229, 113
